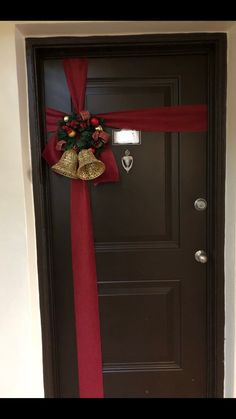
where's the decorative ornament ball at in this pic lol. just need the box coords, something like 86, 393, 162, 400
64, 115, 69, 122
68, 130, 76, 138
95, 125, 103, 131
90, 117, 100, 126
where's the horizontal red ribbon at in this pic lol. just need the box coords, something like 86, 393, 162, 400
96, 104, 208, 132
44, 103, 207, 184
45, 104, 207, 134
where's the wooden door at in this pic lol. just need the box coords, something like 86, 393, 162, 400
27, 35, 226, 398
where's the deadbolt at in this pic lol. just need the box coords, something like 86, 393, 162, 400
194, 198, 207, 211
195, 250, 208, 264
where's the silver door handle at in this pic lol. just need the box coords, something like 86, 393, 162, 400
195, 250, 208, 264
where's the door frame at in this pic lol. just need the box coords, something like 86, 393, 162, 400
26, 33, 226, 398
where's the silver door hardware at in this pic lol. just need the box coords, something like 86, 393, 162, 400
113, 129, 141, 145
194, 198, 207, 211
121, 150, 133, 174
195, 250, 208, 264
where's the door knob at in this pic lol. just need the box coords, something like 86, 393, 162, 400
195, 250, 208, 264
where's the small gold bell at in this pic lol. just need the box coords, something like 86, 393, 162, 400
77, 149, 105, 180
52, 149, 78, 179
95, 125, 103, 131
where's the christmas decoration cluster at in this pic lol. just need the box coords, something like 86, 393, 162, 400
56, 110, 110, 157
51, 110, 110, 180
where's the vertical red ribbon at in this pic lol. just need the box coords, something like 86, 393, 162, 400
64, 59, 104, 398
70, 180, 104, 398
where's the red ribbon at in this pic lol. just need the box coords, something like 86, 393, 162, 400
65, 59, 104, 398
70, 180, 104, 398
42, 58, 208, 398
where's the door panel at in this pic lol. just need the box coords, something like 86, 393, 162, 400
44, 52, 208, 397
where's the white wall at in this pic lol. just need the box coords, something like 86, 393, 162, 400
0, 22, 44, 397
0, 20, 235, 398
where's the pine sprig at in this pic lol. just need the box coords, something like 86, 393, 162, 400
56, 112, 108, 155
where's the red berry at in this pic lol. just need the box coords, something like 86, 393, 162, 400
70, 120, 78, 128
90, 117, 99, 126
88, 147, 95, 154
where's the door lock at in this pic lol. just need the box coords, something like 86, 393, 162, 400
195, 250, 208, 264
194, 198, 207, 211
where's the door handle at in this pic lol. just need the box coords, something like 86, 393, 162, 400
195, 250, 208, 264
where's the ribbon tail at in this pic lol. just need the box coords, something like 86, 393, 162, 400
42, 135, 62, 167
70, 180, 104, 398
94, 146, 120, 186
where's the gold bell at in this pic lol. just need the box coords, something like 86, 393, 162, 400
52, 149, 78, 179
77, 149, 105, 180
